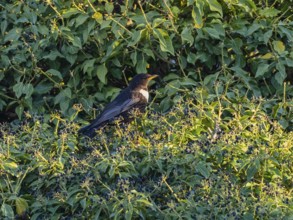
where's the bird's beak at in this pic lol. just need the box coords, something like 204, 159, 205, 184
147, 74, 159, 81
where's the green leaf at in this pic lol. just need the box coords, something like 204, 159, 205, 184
4, 28, 22, 42
125, 203, 133, 220
15, 198, 28, 216
63, 88, 72, 98
196, 161, 210, 178
92, 12, 103, 23
130, 51, 137, 66
153, 28, 174, 55
136, 55, 147, 74
187, 52, 196, 64
273, 41, 285, 54
275, 62, 286, 85
3, 161, 18, 170
263, 30, 272, 44
142, 48, 155, 59
24, 83, 34, 99
255, 63, 269, 78
15, 104, 24, 119
1, 20, 7, 35
246, 23, 261, 36
128, 30, 143, 47
1, 203, 14, 219
246, 159, 260, 180
181, 27, 194, 45
206, 0, 223, 16
60, 98, 70, 113
259, 7, 280, 18
47, 69, 63, 79
83, 59, 96, 74
204, 27, 221, 39
96, 63, 108, 84
75, 14, 89, 27
62, 8, 80, 18
13, 82, 24, 98
105, 2, 114, 14
192, 6, 203, 29
43, 50, 64, 60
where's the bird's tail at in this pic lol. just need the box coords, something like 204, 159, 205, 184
78, 125, 97, 138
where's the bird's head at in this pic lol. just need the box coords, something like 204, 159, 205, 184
129, 74, 158, 89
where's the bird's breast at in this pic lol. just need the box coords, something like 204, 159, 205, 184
139, 89, 149, 102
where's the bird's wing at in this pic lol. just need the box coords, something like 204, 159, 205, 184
86, 96, 140, 130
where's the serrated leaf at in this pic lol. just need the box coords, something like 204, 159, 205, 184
96, 63, 108, 84
273, 41, 285, 54
15, 198, 28, 216
255, 63, 269, 78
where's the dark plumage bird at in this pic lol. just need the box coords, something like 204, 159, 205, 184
79, 74, 158, 138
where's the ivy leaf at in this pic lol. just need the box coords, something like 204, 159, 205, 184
96, 63, 108, 84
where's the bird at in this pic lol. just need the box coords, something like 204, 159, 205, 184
79, 73, 158, 138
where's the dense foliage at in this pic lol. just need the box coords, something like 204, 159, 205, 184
1, 89, 292, 219
1, 0, 293, 219
0, 0, 293, 120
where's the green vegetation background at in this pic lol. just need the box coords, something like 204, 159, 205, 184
0, 0, 292, 219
